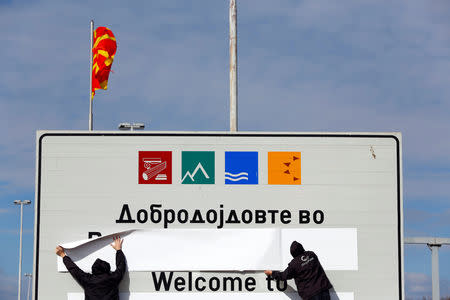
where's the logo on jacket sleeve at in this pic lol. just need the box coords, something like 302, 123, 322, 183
138, 151, 172, 184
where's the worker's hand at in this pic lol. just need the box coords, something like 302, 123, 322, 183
111, 236, 123, 251
55, 246, 66, 258
264, 270, 272, 276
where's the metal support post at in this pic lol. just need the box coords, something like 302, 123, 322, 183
429, 244, 441, 300
14, 200, 31, 300
404, 237, 450, 300
89, 20, 94, 131
18, 203, 23, 300
25, 274, 32, 300
229, 0, 238, 132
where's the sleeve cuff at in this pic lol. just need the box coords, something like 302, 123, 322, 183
271, 271, 281, 279
62, 256, 72, 265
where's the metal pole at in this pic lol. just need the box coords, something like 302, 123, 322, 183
89, 20, 94, 131
18, 203, 23, 300
404, 237, 450, 300
229, 0, 238, 132
14, 200, 30, 300
25, 274, 32, 300
429, 245, 441, 300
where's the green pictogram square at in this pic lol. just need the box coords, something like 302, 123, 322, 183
181, 151, 215, 184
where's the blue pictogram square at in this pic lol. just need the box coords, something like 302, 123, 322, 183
225, 151, 258, 185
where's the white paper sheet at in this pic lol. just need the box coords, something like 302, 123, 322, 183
58, 228, 357, 272
281, 228, 358, 270
60, 230, 135, 249
68, 292, 354, 300
59, 229, 281, 272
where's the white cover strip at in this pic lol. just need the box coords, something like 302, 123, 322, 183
58, 228, 357, 272
59, 229, 281, 272
60, 230, 135, 249
68, 292, 354, 300
282, 228, 358, 270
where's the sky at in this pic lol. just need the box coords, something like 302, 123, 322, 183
0, 0, 449, 299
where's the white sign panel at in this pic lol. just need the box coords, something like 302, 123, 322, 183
34, 132, 403, 299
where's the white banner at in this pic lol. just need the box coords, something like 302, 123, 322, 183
58, 228, 357, 272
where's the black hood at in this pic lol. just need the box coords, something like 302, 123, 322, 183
92, 258, 111, 275
290, 241, 305, 258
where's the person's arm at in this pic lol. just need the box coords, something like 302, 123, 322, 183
265, 265, 295, 281
56, 246, 90, 287
110, 236, 126, 282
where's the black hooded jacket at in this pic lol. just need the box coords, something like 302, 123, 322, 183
63, 250, 126, 300
272, 241, 332, 300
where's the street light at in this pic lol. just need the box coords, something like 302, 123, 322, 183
118, 122, 145, 131
404, 237, 450, 300
14, 200, 31, 300
24, 273, 32, 300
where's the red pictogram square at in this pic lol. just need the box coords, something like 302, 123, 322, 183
138, 151, 172, 184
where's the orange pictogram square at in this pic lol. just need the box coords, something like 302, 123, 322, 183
268, 152, 301, 185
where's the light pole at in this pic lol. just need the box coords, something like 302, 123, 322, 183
14, 200, 31, 300
404, 237, 450, 300
229, 0, 238, 132
24, 273, 32, 300
118, 122, 145, 131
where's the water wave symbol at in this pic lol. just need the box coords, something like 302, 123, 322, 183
225, 172, 249, 182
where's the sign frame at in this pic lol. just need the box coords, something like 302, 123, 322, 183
33, 131, 404, 299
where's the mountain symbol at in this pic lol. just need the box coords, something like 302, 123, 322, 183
182, 162, 210, 183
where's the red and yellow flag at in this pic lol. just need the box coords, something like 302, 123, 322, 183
92, 27, 117, 99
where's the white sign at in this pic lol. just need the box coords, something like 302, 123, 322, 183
34, 132, 403, 299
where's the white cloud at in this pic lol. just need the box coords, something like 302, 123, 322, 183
405, 174, 450, 200
0, 269, 16, 300
405, 272, 450, 299
0, 268, 32, 300
406, 272, 430, 295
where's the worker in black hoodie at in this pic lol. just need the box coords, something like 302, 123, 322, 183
55, 236, 126, 300
265, 241, 332, 300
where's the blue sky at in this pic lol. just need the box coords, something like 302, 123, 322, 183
0, 0, 449, 299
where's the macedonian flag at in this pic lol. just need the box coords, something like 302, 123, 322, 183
92, 27, 117, 99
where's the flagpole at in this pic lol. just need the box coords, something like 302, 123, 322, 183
229, 0, 238, 132
89, 20, 94, 131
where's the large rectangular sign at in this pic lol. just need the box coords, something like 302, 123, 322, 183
34, 132, 403, 299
